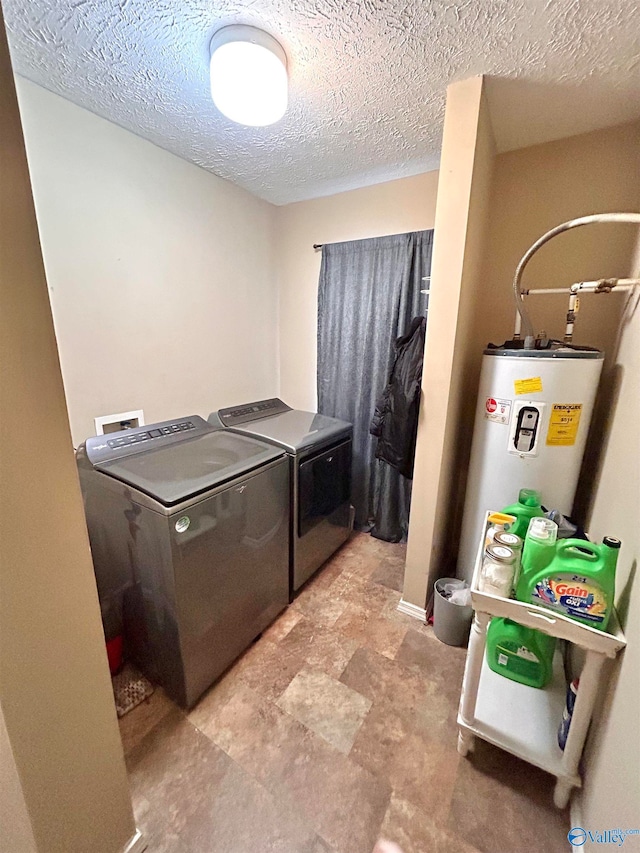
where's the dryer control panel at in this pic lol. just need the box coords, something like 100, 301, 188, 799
218, 397, 292, 426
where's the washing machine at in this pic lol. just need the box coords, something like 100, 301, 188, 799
77, 415, 289, 708
209, 398, 352, 593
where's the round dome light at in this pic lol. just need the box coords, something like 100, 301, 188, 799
209, 25, 288, 127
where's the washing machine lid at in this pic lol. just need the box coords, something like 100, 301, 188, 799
217, 406, 352, 453
95, 430, 284, 505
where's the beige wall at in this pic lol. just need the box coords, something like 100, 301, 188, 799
577, 231, 640, 845
0, 14, 136, 853
404, 77, 496, 608
0, 707, 37, 853
16, 78, 279, 446
482, 120, 640, 354
15, 81, 439, 442
275, 172, 439, 410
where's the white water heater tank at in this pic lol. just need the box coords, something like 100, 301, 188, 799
456, 346, 604, 582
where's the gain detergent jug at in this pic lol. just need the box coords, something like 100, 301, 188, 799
517, 537, 620, 631
486, 617, 556, 688
501, 488, 545, 540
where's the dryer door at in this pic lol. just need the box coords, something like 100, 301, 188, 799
298, 439, 352, 537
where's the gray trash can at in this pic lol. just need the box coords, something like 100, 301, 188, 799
433, 577, 473, 646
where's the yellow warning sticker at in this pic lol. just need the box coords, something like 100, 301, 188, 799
514, 376, 543, 395
546, 404, 583, 446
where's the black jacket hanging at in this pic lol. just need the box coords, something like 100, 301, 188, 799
369, 316, 426, 479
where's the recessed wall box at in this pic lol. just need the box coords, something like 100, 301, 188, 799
94, 410, 145, 435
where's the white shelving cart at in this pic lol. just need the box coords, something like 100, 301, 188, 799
457, 518, 627, 808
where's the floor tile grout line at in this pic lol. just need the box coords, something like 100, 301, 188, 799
188, 679, 390, 851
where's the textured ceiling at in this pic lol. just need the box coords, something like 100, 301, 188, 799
4, 0, 640, 205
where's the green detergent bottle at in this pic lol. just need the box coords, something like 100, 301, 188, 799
501, 489, 546, 540
520, 517, 558, 576
486, 617, 556, 688
517, 537, 620, 631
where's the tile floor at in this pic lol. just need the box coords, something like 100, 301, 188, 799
119, 533, 571, 853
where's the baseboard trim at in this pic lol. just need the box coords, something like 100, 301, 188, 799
397, 598, 427, 622
122, 829, 146, 853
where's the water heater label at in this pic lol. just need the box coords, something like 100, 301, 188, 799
484, 397, 511, 424
514, 376, 543, 395
546, 403, 583, 446
508, 401, 546, 456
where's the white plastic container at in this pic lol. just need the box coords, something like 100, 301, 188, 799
457, 347, 603, 582
485, 521, 512, 548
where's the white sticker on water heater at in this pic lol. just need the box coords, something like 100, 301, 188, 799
484, 396, 512, 425
508, 400, 547, 457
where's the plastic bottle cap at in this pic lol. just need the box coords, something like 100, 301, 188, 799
519, 488, 541, 507
529, 518, 549, 538
603, 536, 621, 549
528, 516, 558, 543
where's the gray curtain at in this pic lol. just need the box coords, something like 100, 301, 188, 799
317, 230, 433, 542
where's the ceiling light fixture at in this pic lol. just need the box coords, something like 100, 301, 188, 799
209, 25, 288, 127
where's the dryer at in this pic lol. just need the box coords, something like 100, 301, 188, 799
209, 399, 352, 593
77, 416, 289, 708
